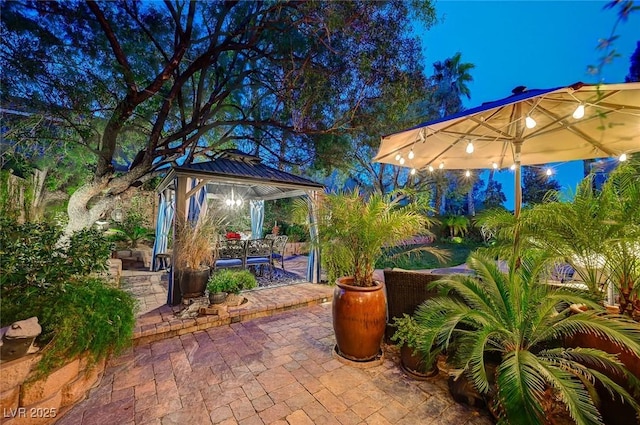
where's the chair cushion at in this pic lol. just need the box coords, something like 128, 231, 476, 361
216, 259, 243, 267
246, 257, 270, 265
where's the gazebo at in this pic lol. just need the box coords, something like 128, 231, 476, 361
153, 150, 324, 305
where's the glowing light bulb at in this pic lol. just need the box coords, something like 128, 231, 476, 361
492, 162, 498, 170
408, 150, 415, 160
439, 162, 444, 169
395, 153, 401, 161
546, 168, 552, 176
572, 104, 585, 119
465, 170, 471, 177
510, 164, 516, 171
525, 115, 536, 129
225, 199, 232, 206
236, 199, 242, 206
428, 165, 434, 172
466, 141, 474, 154
410, 168, 416, 175
619, 153, 628, 162
399, 157, 405, 165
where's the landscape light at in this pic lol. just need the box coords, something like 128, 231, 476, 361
572, 104, 585, 119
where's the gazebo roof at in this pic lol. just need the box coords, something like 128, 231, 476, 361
156, 150, 324, 201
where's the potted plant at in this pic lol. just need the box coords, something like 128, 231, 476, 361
206, 269, 257, 304
174, 213, 222, 300
295, 190, 436, 362
390, 314, 438, 379
415, 252, 640, 425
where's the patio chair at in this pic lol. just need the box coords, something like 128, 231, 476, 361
269, 235, 288, 270
214, 239, 246, 270
383, 269, 446, 341
246, 238, 274, 279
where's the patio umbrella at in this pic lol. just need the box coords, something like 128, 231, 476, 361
373, 81, 640, 216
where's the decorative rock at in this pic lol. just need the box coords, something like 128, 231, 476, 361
0, 385, 20, 412
1, 318, 42, 362
61, 359, 104, 407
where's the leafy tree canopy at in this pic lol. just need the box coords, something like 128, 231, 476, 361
522, 166, 561, 205
1, 0, 436, 231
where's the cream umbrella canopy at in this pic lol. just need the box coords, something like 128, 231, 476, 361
373, 81, 640, 216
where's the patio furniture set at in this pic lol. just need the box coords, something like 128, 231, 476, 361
215, 234, 288, 277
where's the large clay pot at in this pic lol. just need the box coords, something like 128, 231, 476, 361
177, 267, 209, 299
332, 277, 386, 361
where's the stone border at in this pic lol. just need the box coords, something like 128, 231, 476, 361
0, 354, 106, 425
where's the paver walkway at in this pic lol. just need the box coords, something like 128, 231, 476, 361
57, 303, 492, 425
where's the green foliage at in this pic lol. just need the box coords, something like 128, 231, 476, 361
0, 218, 134, 374
108, 211, 154, 248
0, 218, 113, 299
415, 252, 640, 425
294, 190, 438, 286
207, 269, 257, 295
376, 240, 479, 270
522, 166, 561, 205
34, 277, 136, 374
442, 215, 469, 238
284, 223, 308, 243
390, 314, 424, 350
483, 179, 507, 210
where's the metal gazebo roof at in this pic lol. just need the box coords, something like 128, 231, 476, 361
156, 150, 324, 201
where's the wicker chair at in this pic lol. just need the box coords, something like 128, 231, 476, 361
383, 269, 446, 341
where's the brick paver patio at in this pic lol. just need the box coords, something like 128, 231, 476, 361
57, 302, 492, 425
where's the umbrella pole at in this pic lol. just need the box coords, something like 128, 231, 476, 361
514, 140, 522, 217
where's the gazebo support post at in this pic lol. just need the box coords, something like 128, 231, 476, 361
168, 176, 188, 306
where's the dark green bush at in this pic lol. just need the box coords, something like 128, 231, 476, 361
0, 218, 135, 373
207, 269, 257, 295
285, 223, 308, 242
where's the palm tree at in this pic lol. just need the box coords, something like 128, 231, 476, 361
431, 52, 475, 117
415, 253, 640, 425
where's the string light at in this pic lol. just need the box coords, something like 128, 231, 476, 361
410, 168, 416, 175
525, 115, 537, 129
492, 162, 498, 170
395, 153, 401, 161
572, 104, 585, 119
510, 164, 516, 170
465, 170, 471, 177
408, 150, 415, 160
439, 162, 445, 169
465, 141, 474, 154
619, 153, 628, 162
399, 157, 405, 165
545, 168, 552, 176
428, 165, 434, 172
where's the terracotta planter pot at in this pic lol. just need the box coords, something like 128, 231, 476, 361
400, 344, 438, 379
209, 292, 228, 304
332, 277, 386, 361
177, 267, 209, 299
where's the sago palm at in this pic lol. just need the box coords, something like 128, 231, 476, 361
415, 252, 640, 425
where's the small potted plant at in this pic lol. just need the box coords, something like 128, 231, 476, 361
207, 269, 257, 304
391, 314, 439, 379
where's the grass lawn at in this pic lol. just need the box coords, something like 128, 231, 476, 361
376, 240, 483, 270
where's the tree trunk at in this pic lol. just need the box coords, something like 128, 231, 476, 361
65, 182, 114, 235
467, 190, 475, 216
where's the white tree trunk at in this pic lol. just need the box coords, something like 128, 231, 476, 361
64, 182, 113, 235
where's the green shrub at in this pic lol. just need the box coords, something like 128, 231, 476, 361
0, 218, 135, 374
390, 314, 423, 350
285, 223, 308, 242
108, 211, 154, 248
207, 269, 257, 295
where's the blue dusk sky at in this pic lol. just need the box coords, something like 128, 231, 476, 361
413, 0, 639, 210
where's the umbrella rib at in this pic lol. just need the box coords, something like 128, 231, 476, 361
532, 104, 616, 156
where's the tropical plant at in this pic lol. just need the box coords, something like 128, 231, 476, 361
442, 215, 470, 238
108, 212, 155, 248
294, 190, 440, 287
173, 213, 223, 271
478, 157, 640, 317
415, 252, 640, 425
207, 269, 257, 295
